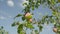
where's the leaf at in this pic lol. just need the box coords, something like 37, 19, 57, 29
1, 26, 3, 29
35, 4, 38, 8
26, 23, 34, 29
51, 0, 55, 5
16, 14, 22, 17
12, 21, 20, 27
29, 0, 32, 2
11, 22, 16, 27
17, 24, 23, 33
35, 30, 39, 34
24, 7, 30, 12
39, 25, 43, 32
14, 14, 22, 19
19, 31, 25, 34
23, 2, 27, 6
32, 6, 34, 10
16, 21, 20, 25
52, 11, 58, 16
57, 25, 60, 29
22, 16, 25, 21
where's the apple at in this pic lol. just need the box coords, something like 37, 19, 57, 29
25, 12, 32, 19
29, 19, 32, 22
53, 28, 57, 33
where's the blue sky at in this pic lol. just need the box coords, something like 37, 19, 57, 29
0, 0, 55, 34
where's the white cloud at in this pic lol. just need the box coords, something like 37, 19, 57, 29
0, 16, 6, 20
7, 0, 14, 7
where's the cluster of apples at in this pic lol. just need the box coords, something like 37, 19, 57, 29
25, 12, 32, 22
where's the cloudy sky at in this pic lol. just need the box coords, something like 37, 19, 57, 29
0, 0, 55, 34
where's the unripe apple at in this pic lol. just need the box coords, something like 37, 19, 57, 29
25, 12, 32, 19
29, 19, 32, 22
53, 28, 57, 33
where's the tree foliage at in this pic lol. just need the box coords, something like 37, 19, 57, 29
0, 26, 8, 34
12, 0, 60, 34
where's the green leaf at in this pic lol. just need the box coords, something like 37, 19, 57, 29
57, 25, 60, 29
35, 4, 38, 8
35, 30, 39, 34
51, 0, 55, 5
39, 25, 43, 32
19, 31, 25, 34
29, 0, 32, 2
16, 21, 20, 25
22, 16, 25, 21
25, 23, 34, 29
12, 21, 20, 27
11, 22, 16, 27
32, 6, 34, 10
52, 11, 57, 16
23, 2, 27, 6
15, 14, 22, 18
1, 26, 3, 29
17, 24, 23, 34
